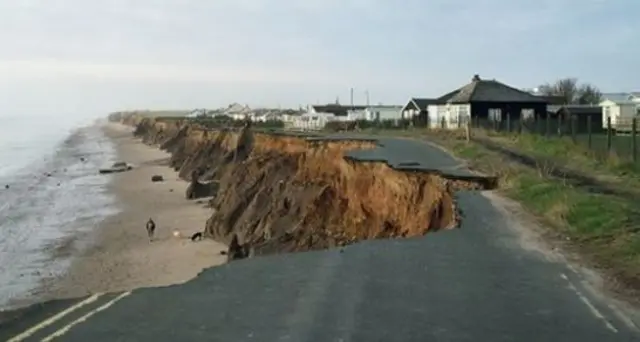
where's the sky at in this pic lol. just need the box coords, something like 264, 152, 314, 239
0, 0, 637, 117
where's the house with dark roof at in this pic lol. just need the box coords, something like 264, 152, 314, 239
427, 74, 550, 129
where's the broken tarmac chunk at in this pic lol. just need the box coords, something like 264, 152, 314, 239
99, 162, 134, 174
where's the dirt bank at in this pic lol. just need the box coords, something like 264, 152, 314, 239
119, 116, 494, 256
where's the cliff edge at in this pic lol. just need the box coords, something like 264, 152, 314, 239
120, 115, 495, 256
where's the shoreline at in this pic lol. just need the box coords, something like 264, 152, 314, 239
24, 123, 227, 305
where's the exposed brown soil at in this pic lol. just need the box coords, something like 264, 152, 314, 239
124, 116, 493, 256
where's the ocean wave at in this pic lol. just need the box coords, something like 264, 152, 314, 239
0, 123, 119, 309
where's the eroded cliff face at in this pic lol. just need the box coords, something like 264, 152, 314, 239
130, 117, 490, 255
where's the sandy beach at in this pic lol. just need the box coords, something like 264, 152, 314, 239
34, 123, 227, 301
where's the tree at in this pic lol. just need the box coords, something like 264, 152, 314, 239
537, 78, 602, 105
576, 84, 602, 105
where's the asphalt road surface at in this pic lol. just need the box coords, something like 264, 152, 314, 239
2, 136, 639, 341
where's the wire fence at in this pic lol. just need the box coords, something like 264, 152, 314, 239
465, 115, 640, 164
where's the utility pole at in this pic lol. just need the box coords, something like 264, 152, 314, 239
350, 88, 354, 109
365, 90, 370, 107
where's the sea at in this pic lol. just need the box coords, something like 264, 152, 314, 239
0, 114, 120, 310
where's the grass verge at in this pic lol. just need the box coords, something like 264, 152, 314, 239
475, 129, 640, 178
370, 128, 640, 298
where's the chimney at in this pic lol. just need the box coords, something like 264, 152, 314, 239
472, 74, 481, 82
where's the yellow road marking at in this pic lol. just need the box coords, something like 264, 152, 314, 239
41, 291, 131, 341
8, 293, 103, 342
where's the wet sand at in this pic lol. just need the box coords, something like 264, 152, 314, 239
34, 123, 227, 301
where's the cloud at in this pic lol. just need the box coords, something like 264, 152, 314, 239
0, 0, 637, 113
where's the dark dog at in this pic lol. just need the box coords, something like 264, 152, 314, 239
190, 232, 203, 242
146, 218, 156, 241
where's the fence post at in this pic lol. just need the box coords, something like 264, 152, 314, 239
465, 117, 471, 142
633, 118, 637, 162
557, 115, 563, 137
570, 115, 577, 143
506, 114, 511, 133
587, 115, 592, 149
607, 116, 612, 154
545, 114, 550, 137
519, 112, 524, 134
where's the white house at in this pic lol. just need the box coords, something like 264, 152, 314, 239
599, 98, 638, 131
291, 105, 335, 130
222, 103, 253, 120
358, 105, 404, 121
426, 104, 471, 129
400, 98, 435, 120
185, 108, 208, 118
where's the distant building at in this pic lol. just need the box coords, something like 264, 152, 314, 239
399, 98, 438, 119
547, 104, 604, 133
599, 98, 638, 131
185, 108, 208, 118
348, 105, 403, 121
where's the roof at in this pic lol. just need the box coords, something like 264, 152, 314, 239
412, 98, 439, 109
312, 104, 367, 116
401, 98, 439, 111
364, 105, 403, 110
548, 105, 601, 115
536, 95, 565, 105
225, 103, 252, 114
601, 93, 635, 104
443, 75, 549, 104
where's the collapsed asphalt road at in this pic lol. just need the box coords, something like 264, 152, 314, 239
1, 136, 639, 342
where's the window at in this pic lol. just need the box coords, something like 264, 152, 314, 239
457, 105, 470, 125
521, 108, 534, 120
458, 105, 469, 116
488, 108, 502, 121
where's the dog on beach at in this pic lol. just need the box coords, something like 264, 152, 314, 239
190, 232, 203, 242
146, 218, 156, 241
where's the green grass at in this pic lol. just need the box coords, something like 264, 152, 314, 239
450, 138, 640, 289
479, 130, 640, 178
